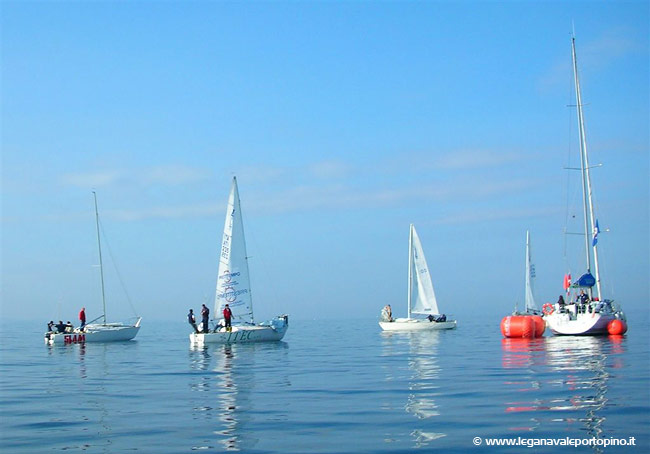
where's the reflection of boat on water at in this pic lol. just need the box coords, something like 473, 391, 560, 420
188, 342, 289, 451
501, 335, 625, 443
44, 342, 117, 450
189, 343, 255, 452
381, 331, 446, 448
501, 337, 546, 371
501, 337, 547, 432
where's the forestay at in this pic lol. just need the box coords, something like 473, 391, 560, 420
410, 225, 440, 316
214, 177, 254, 324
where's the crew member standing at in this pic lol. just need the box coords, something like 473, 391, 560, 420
188, 309, 199, 333
79, 307, 86, 331
201, 304, 210, 333
223, 304, 233, 332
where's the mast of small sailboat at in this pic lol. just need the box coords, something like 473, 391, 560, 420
407, 224, 413, 319
93, 191, 107, 324
524, 230, 536, 312
232, 177, 255, 323
571, 36, 602, 299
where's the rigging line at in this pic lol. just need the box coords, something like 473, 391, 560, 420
97, 217, 139, 317
563, 63, 576, 266
247, 225, 281, 313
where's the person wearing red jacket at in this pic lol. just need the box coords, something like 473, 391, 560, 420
79, 307, 86, 331
223, 304, 233, 332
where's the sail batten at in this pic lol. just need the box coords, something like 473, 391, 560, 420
214, 177, 254, 324
409, 225, 440, 316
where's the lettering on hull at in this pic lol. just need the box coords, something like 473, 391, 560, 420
63, 334, 86, 344
227, 330, 255, 342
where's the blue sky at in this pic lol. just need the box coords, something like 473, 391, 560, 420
2, 1, 648, 324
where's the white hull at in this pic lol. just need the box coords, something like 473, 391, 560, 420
190, 317, 288, 344
379, 318, 457, 332
45, 319, 141, 344
544, 310, 615, 336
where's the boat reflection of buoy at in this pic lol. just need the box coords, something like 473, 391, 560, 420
500, 315, 545, 338
607, 319, 627, 335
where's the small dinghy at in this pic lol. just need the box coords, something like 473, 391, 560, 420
379, 224, 456, 332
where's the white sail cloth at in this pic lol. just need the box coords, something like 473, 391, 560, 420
410, 225, 440, 316
214, 177, 254, 324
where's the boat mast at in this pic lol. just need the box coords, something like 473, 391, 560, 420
93, 191, 107, 324
407, 224, 413, 319
524, 230, 535, 312
571, 36, 601, 299
233, 177, 255, 323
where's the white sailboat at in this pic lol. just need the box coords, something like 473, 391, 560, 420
45, 192, 142, 345
189, 177, 288, 344
500, 231, 545, 338
379, 224, 457, 331
543, 36, 626, 336
523, 231, 539, 315
511, 230, 541, 316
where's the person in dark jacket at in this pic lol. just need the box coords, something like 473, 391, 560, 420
55, 321, 66, 333
201, 304, 210, 333
188, 309, 199, 333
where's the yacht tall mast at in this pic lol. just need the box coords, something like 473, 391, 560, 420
571, 36, 601, 299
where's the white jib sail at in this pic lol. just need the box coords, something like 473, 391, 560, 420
524, 230, 537, 312
214, 177, 254, 324
410, 225, 440, 315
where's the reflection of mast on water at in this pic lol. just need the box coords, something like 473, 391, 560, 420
407, 332, 445, 448
381, 331, 446, 448
545, 336, 611, 446
501, 337, 546, 432
188, 344, 257, 452
501, 336, 624, 453
215, 345, 240, 451
47, 343, 112, 450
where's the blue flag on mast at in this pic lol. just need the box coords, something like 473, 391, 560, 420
592, 219, 600, 246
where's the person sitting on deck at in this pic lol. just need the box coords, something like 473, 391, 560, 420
380, 305, 393, 322
47, 321, 54, 332
55, 321, 66, 333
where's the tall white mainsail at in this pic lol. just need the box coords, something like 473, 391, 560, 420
409, 225, 440, 316
524, 230, 537, 312
214, 177, 254, 324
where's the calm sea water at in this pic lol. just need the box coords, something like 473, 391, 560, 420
1, 314, 649, 453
